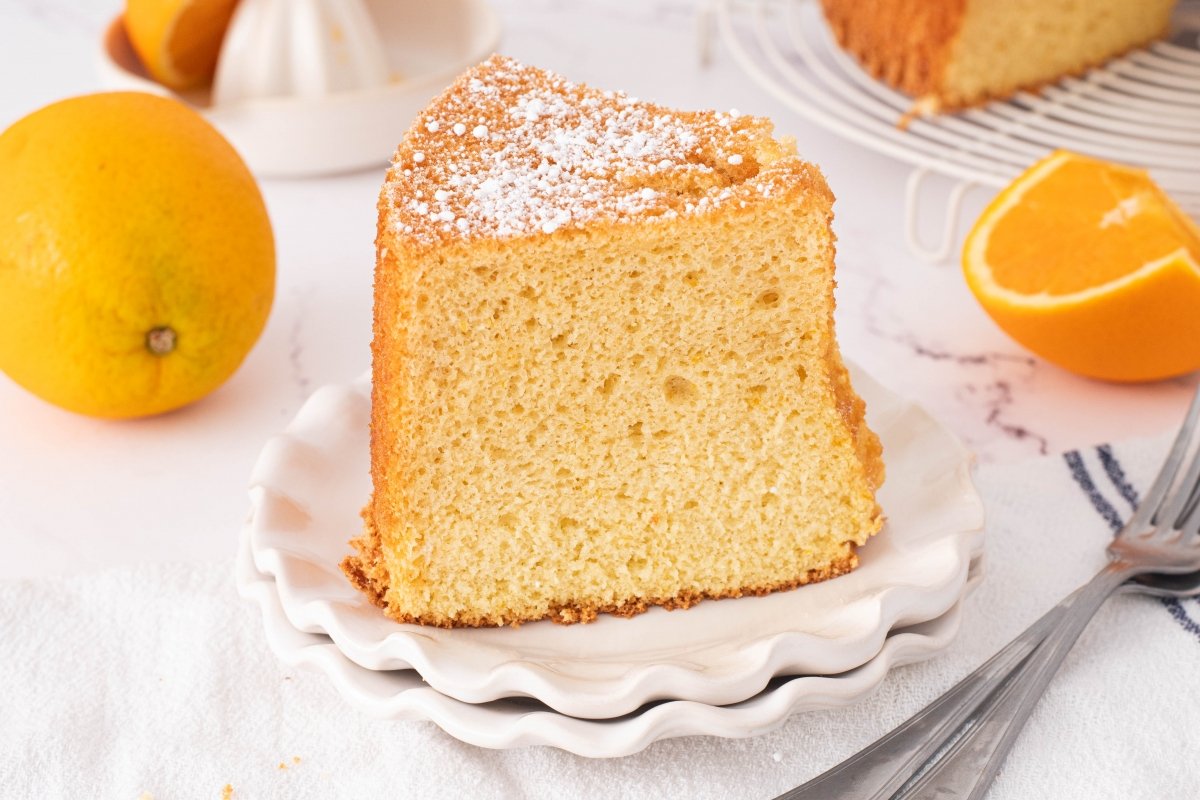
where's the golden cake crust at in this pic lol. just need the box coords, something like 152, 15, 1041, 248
819, 0, 965, 105
378, 55, 797, 253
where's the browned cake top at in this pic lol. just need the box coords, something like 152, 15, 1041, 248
381, 54, 801, 250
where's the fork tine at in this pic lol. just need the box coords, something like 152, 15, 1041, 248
1178, 487, 1200, 541
1158, 437, 1200, 532
1125, 386, 1200, 533
1171, 437, 1200, 539
1176, 483, 1200, 535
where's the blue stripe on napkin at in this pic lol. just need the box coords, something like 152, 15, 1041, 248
1063, 450, 1122, 532
1096, 444, 1140, 512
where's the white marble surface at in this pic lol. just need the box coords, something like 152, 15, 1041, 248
0, 0, 1195, 582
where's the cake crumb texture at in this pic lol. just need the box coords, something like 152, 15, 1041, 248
345, 55, 884, 627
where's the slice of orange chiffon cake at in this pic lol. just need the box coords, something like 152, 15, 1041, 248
342, 55, 885, 627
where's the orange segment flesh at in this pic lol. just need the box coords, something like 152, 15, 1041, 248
125, 0, 239, 91
963, 150, 1200, 383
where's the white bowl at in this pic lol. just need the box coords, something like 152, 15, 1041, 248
96, 0, 501, 177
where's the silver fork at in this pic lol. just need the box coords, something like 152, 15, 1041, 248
780, 386, 1200, 800
897, 387, 1200, 799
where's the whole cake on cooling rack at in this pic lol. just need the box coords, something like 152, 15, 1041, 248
819, 0, 1178, 111
342, 55, 884, 627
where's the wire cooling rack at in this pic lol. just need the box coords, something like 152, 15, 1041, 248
703, 0, 1200, 261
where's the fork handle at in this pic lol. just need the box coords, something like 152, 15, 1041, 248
774, 589, 1075, 800
896, 563, 1131, 800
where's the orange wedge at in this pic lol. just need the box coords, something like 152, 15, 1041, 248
125, 0, 239, 91
963, 150, 1200, 383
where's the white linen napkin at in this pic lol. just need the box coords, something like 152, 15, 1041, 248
3, 434, 1198, 799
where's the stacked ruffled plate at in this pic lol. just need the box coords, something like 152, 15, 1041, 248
238, 364, 984, 756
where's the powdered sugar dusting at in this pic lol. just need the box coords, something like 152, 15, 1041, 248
382, 55, 802, 248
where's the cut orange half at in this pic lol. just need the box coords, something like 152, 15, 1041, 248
125, 0, 240, 91
963, 150, 1200, 383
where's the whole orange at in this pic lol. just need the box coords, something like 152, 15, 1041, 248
0, 92, 274, 418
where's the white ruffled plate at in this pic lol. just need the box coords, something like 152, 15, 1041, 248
247, 364, 984, 718
237, 524, 984, 757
